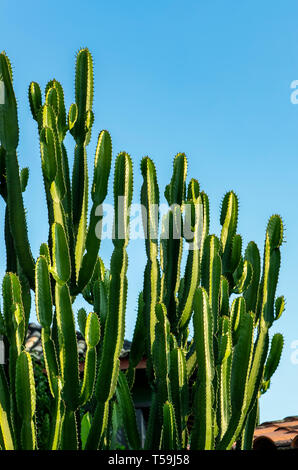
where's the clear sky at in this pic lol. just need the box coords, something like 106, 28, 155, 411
1, 0, 298, 424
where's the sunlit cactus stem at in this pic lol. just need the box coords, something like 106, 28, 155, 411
85, 152, 133, 450
0, 52, 35, 288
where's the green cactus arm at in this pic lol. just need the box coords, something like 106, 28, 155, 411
140, 157, 160, 357
243, 241, 261, 312
2, 273, 26, 448
142, 258, 160, 359
199, 192, 210, 260
232, 258, 253, 295
275, 296, 285, 321
2, 272, 23, 343
230, 296, 246, 345
160, 207, 183, 330
35, 256, 53, 329
77, 308, 87, 336
94, 276, 125, 403
39, 243, 51, 266
68, 103, 78, 130
60, 409, 78, 450
161, 401, 178, 450
45, 80, 67, 142
113, 152, 133, 246
220, 191, 238, 278
230, 234, 242, 273
80, 312, 100, 405
28, 81, 42, 122
219, 276, 229, 317
109, 400, 124, 449
260, 215, 284, 327
217, 315, 232, 365
191, 287, 215, 450
48, 384, 64, 450
230, 310, 254, 414
55, 283, 80, 411
178, 199, 201, 332
240, 398, 259, 450
4, 150, 35, 288
217, 311, 264, 450
263, 333, 284, 385
81, 412, 92, 450
17, 262, 31, 337
15, 351, 36, 450
4, 207, 17, 274
39, 117, 67, 266
160, 154, 187, 330
91, 130, 112, 206
116, 371, 141, 450
0, 366, 14, 449
187, 178, 200, 200
70, 48, 94, 144
216, 316, 232, 442
41, 329, 59, 398
41, 104, 66, 203
84, 401, 109, 450
71, 49, 94, 270
94, 152, 132, 406
20, 167, 29, 192
74, 144, 88, 281
81, 257, 105, 303
127, 292, 146, 388
0, 52, 19, 149
71, 141, 87, 232
186, 339, 197, 379
169, 347, 189, 448
51, 222, 71, 284
95, 248, 127, 403
77, 130, 112, 291
144, 391, 161, 450
93, 278, 109, 327
217, 352, 232, 443
19, 421, 36, 451
61, 142, 73, 232
167, 153, 187, 206
140, 156, 160, 259
45, 86, 59, 118
13, 303, 25, 356
153, 303, 171, 410
201, 234, 221, 333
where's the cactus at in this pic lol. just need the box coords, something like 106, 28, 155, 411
128, 153, 285, 450
0, 53, 35, 288
15, 351, 36, 450
84, 152, 133, 450
0, 49, 286, 451
0, 50, 116, 451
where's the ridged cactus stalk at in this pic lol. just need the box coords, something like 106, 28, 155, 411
0, 49, 286, 450
0, 273, 36, 449
128, 154, 285, 450
0, 49, 126, 450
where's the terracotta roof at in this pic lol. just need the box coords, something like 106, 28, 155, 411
253, 416, 298, 450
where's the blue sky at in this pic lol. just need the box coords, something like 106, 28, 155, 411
1, 0, 298, 423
